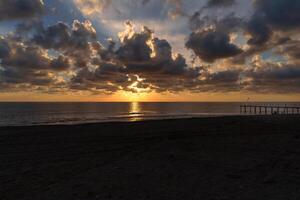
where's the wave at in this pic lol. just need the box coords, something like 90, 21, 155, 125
0, 112, 240, 127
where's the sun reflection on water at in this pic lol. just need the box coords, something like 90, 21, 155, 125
129, 102, 142, 121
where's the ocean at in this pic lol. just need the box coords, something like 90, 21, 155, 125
0, 102, 299, 126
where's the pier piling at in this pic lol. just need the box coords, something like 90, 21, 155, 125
240, 105, 300, 115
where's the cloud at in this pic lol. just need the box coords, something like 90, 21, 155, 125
71, 24, 201, 93
245, 14, 272, 46
0, 19, 101, 93
0, 37, 10, 58
0, 67, 53, 86
195, 69, 241, 92
0, 34, 69, 89
206, 0, 236, 8
50, 55, 71, 71
2, 44, 51, 70
31, 22, 71, 50
194, 58, 300, 93
254, 0, 300, 30
32, 20, 97, 51
166, 0, 186, 19
244, 61, 300, 93
187, 0, 300, 65
116, 25, 201, 78
187, 12, 244, 63
0, 0, 44, 21
70, 62, 129, 94
31, 20, 99, 68
73, 0, 112, 16
1, 0, 300, 96
280, 41, 300, 60
116, 25, 152, 63
74, 0, 189, 22
1, 19, 202, 94
186, 30, 243, 63
245, 0, 300, 46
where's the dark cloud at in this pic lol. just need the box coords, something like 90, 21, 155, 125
278, 40, 300, 60
0, 20, 97, 92
229, 35, 291, 65
246, 0, 300, 46
206, 0, 236, 7
189, 12, 242, 33
194, 69, 241, 92
254, 0, 300, 30
0, 20, 202, 94
195, 61, 300, 93
245, 14, 272, 46
216, 14, 243, 33
0, 35, 69, 89
116, 27, 200, 79
32, 20, 97, 51
70, 20, 97, 49
70, 62, 130, 94
31, 22, 71, 50
70, 25, 201, 93
50, 55, 71, 71
186, 30, 243, 63
116, 26, 152, 63
187, 12, 244, 63
0, 38, 10, 58
0, 0, 44, 21
31, 20, 99, 68
206, 70, 240, 84
189, 12, 205, 32
0, 67, 53, 86
188, 0, 299, 67
7, 18, 202, 94
244, 62, 300, 93
186, 2, 300, 94
1, 45, 51, 70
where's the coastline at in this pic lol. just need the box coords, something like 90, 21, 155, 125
0, 113, 241, 128
0, 114, 297, 129
0, 113, 243, 128
1, 115, 300, 199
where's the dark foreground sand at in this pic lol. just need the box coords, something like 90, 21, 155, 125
1, 116, 300, 200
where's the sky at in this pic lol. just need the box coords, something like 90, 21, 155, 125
0, 0, 299, 102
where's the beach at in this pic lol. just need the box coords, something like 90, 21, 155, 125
1, 116, 300, 200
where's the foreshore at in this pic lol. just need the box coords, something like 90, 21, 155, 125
1, 115, 300, 200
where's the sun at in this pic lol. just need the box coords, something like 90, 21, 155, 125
121, 91, 149, 102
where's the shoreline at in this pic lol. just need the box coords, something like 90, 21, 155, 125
1, 114, 299, 129
0, 113, 244, 128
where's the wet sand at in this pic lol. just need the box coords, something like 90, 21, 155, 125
1, 116, 300, 200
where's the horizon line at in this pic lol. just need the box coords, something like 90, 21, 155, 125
0, 101, 299, 103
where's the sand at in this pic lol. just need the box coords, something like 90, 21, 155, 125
1, 115, 300, 200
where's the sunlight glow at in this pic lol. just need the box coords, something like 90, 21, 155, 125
118, 21, 135, 43
121, 91, 149, 102
129, 101, 142, 121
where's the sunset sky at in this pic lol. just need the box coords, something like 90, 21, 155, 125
0, 0, 299, 102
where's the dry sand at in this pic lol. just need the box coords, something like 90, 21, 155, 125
1, 116, 300, 200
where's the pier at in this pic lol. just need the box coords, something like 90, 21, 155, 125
240, 105, 300, 115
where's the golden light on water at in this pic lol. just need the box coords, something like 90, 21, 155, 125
129, 101, 142, 121
130, 101, 140, 113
